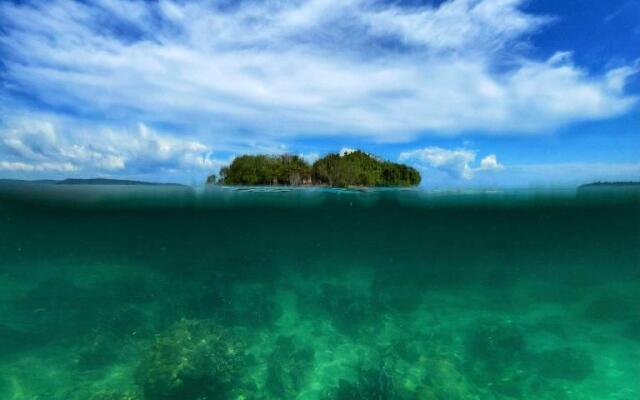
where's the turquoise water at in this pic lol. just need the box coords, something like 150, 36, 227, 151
0, 185, 639, 400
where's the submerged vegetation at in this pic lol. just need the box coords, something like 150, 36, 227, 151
136, 319, 247, 400
210, 150, 421, 187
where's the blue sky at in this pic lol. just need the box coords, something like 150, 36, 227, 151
0, 0, 638, 187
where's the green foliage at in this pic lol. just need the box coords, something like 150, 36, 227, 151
220, 154, 311, 185
205, 174, 217, 184
312, 151, 420, 187
135, 319, 246, 400
215, 150, 420, 187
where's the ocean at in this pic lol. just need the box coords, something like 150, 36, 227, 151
0, 184, 638, 400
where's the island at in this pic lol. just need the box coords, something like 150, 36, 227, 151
0, 178, 185, 186
208, 150, 421, 187
577, 181, 640, 198
577, 182, 640, 190
55, 178, 185, 186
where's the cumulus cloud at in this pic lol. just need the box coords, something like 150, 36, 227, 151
399, 146, 503, 179
479, 154, 504, 172
340, 148, 358, 156
0, 119, 225, 177
0, 0, 637, 142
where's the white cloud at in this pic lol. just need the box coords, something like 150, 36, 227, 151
0, 161, 77, 172
479, 154, 504, 171
399, 146, 503, 179
0, 119, 225, 177
340, 148, 357, 156
365, 0, 550, 51
0, 0, 636, 142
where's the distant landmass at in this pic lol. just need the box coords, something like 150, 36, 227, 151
577, 181, 640, 198
56, 178, 185, 186
208, 150, 421, 187
0, 178, 185, 186
578, 182, 640, 189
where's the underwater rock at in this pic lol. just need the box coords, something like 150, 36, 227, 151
266, 335, 315, 399
537, 348, 594, 381
325, 365, 395, 400
135, 319, 246, 400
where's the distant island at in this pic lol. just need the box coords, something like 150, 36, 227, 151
0, 178, 185, 186
55, 178, 185, 186
208, 150, 421, 187
577, 181, 640, 198
578, 181, 640, 189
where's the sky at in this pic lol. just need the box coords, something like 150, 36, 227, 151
0, 0, 638, 187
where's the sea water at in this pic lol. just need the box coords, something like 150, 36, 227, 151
0, 184, 638, 400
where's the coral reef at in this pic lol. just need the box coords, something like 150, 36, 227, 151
418, 355, 477, 400
326, 364, 395, 399
135, 319, 246, 400
265, 335, 315, 399
90, 391, 142, 400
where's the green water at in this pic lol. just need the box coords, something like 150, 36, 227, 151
0, 185, 639, 400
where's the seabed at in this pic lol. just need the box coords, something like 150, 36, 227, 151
0, 187, 638, 399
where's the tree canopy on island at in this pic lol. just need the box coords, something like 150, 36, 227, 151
217, 154, 311, 186
211, 150, 421, 187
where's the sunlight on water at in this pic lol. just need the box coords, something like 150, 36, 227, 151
0, 185, 638, 400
